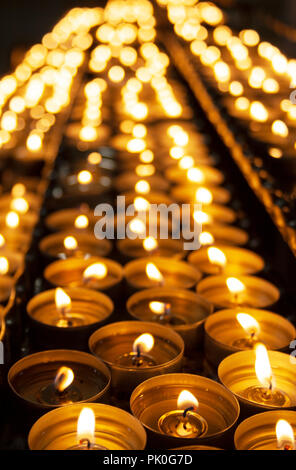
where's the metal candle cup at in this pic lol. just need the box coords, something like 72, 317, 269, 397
89, 321, 184, 394
218, 350, 296, 416
28, 403, 147, 450
197, 275, 280, 309
45, 208, 98, 233
115, 172, 169, 193
127, 287, 213, 351
205, 308, 296, 367
235, 410, 296, 450
124, 257, 202, 292
26, 287, 114, 349
130, 373, 240, 449
198, 223, 248, 246
0, 211, 38, 234
171, 184, 230, 205
189, 246, 264, 276
8, 349, 111, 411
117, 238, 185, 262
165, 164, 224, 186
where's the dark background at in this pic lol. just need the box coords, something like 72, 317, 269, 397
0, 0, 295, 75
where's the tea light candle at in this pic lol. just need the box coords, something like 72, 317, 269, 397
0, 230, 31, 253
170, 184, 231, 205
235, 410, 296, 450
44, 257, 123, 293
165, 164, 224, 186
197, 275, 280, 309
115, 172, 169, 194
39, 232, 112, 260
0, 210, 37, 234
124, 257, 202, 291
89, 321, 184, 394
28, 403, 147, 450
117, 237, 185, 261
27, 287, 114, 349
192, 204, 236, 225
198, 224, 248, 246
127, 287, 213, 350
188, 246, 264, 275
45, 208, 97, 233
130, 373, 239, 449
204, 308, 296, 366
8, 349, 111, 410
218, 346, 296, 414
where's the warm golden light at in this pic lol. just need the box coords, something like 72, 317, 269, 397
195, 187, 213, 205
11, 183, 26, 198
74, 215, 89, 229
207, 247, 227, 268
146, 262, 164, 284
268, 147, 283, 159
0, 234, 5, 247
0, 257, 9, 275
135, 180, 150, 194
276, 419, 295, 450
236, 313, 260, 337
226, 277, 246, 295
193, 210, 212, 225
54, 366, 74, 393
134, 197, 150, 212
129, 218, 146, 235
83, 262, 107, 281
177, 390, 198, 410
26, 133, 42, 152
249, 101, 268, 122
255, 343, 274, 389
55, 287, 71, 312
271, 120, 289, 138
199, 231, 214, 246
77, 170, 93, 185
143, 236, 158, 252
133, 333, 154, 354
6, 211, 19, 228
10, 197, 29, 214
135, 164, 155, 177
187, 167, 205, 184
87, 152, 102, 165
64, 236, 78, 250
77, 407, 95, 446
149, 301, 168, 315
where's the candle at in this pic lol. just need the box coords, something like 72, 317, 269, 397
45, 208, 97, 233
192, 204, 236, 225
26, 287, 114, 349
124, 257, 202, 291
127, 287, 213, 351
188, 245, 264, 275
235, 411, 296, 450
170, 184, 230, 205
8, 349, 111, 410
204, 308, 295, 366
89, 321, 184, 394
117, 237, 185, 261
197, 224, 248, 246
28, 403, 147, 450
115, 172, 169, 193
218, 346, 296, 415
197, 275, 280, 308
130, 373, 239, 448
165, 164, 224, 186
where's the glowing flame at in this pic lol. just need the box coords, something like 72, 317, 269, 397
195, 187, 213, 205
187, 167, 205, 184
226, 277, 245, 295
77, 170, 93, 185
177, 390, 199, 410
146, 263, 164, 283
199, 232, 214, 245
133, 333, 154, 354
6, 211, 19, 228
64, 236, 78, 250
0, 234, 5, 247
149, 301, 169, 315
134, 197, 150, 212
10, 197, 29, 214
83, 262, 107, 280
276, 419, 295, 450
271, 120, 289, 138
143, 237, 158, 252
55, 288, 71, 312
54, 366, 74, 393
11, 183, 25, 198
193, 210, 212, 225
207, 247, 227, 268
129, 218, 146, 235
255, 343, 274, 389
74, 215, 89, 229
77, 407, 95, 445
0, 257, 9, 275
135, 180, 150, 194
236, 313, 260, 337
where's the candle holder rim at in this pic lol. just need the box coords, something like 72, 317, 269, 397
39, 231, 112, 255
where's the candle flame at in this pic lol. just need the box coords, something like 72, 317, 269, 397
77, 407, 95, 445
64, 236, 78, 250
226, 277, 245, 295
6, 211, 19, 228
187, 167, 205, 184
135, 179, 150, 194
177, 390, 199, 410
0, 257, 9, 275
55, 288, 71, 312
276, 419, 295, 450
255, 343, 274, 389
143, 236, 158, 252
11, 183, 25, 198
129, 217, 146, 235
207, 247, 227, 268
199, 231, 214, 245
193, 210, 213, 225
54, 366, 74, 393
146, 262, 164, 283
195, 187, 213, 205
83, 262, 107, 280
77, 170, 93, 185
133, 333, 154, 354
134, 197, 150, 212
0, 234, 5, 247
149, 301, 170, 315
10, 197, 29, 214
236, 313, 260, 337
74, 215, 89, 229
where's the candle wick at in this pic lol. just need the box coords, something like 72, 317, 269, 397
80, 438, 92, 449
182, 406, 194, 419
136, 345, 141, 358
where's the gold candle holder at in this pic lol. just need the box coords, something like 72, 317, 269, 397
127, 287, 213, 351
0, 276, 14, 303
123, 191, 174, 207
218, 350, 296, 415
115, 172, 169, 193
117, 238, 185, 261
188, 245, 264, 275
171, 184, 230, 205
205, 308, 296, 367
197, 275, 280, 309
130, 373, 240, 449
27, 287, 114, 349
198, 223, 248, 246
89, 321, 184, 394
39, 231, 112, 260
235, 410, 296, 450
190, 204, 236, 225
44, 257, 123, 293
8, 349, 111, 410
45, 208, 97, 232
28, 403, 147, 450
0, 211, 37, 234
124, 257, 202, 291
165, 164, 224, 186
0, 230, 31, 253
0, 191, 41, 213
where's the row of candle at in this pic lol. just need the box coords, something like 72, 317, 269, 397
1, 0, 296, 452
